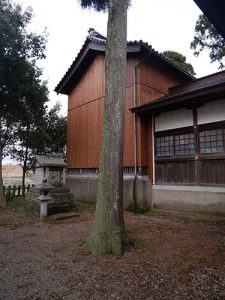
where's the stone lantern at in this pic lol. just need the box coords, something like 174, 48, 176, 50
37, 181, 54, 220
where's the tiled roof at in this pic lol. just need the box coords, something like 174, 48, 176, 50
55, 28, 194, 95
131, 70, 225, 114
34, 155, 67, 167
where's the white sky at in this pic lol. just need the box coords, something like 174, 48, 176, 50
16, 0, 219, 116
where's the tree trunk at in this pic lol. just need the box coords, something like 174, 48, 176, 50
22, 145, 28, 197
84, 0, 128, 256
0, 145, 6, 208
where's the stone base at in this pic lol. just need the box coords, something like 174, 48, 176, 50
65, 175, 152, 211
152, 185, 225, 216
26, 186, 75, 214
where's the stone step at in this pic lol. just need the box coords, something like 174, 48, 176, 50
48, 212, 79, 221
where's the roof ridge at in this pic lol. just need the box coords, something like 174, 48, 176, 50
55, 30, 194, 94
88, 28, 106, 41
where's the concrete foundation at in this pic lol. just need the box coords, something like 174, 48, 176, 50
152, 185, 225, 215
65, 174, 225, 215
65, 175, 152, 211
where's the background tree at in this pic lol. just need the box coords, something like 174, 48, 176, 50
0, 0, 47, 207
10, 102, 67, 195
41, 103, 67, 156
162, 50, 196, 76
191, 14, 225, 69
79, 0, 129, 256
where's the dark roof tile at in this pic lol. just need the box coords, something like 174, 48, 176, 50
55, 29, 194, 94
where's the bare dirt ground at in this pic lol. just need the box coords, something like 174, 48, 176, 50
0, 205, 225, 300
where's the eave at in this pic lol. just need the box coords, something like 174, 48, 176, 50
193, 0, 225, 39
131, 71, 225, 115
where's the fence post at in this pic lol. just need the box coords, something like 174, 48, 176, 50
8, 186, 11, 196
18, 185, 21, 197
13, 185, 16, 197
4, 184, 33, 197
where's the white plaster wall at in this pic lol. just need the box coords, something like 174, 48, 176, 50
34, 168, 44, 185
198, 99, 225, 125
155, 108, 193, 132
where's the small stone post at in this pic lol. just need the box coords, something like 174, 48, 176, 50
37, 182, 54, 221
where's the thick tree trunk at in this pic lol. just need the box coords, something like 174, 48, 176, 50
22, 145, 28, 197
84, 0, 128, 256
0, 145, 6, 208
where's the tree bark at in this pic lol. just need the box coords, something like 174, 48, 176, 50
22, 145, 28, 197
84, 0, 129, 256
0, 145, 6, 208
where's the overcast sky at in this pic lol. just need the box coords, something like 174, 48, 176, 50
16, 0, 219, 115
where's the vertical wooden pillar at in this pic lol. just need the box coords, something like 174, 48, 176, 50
193, 107, 200, 184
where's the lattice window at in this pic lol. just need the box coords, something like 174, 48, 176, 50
156, 135, 174, 157
199, 128, 224, 154
175, 133, 195, 156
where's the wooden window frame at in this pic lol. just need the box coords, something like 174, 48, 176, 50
155, 126, 194, 161
155, 121, 225, 162
198, 121, 225, 158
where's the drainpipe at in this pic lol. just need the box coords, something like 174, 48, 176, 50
132, 68, 137, 212
152, 112, 155, 185
132, 52, 152, 212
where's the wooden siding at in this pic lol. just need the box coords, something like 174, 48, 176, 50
155, 158, 225, 185
67, 52, 189, 175
67, 98, 104, 168
135, 58, 189, 181
199, 159, 225, 184
68, 55, 105, 111
155, 160, 195, 184
138, 59, 188, 105
67, 54, 139, 169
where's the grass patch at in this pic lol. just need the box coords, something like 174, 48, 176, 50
75, 199, 96, 212
136, 238, 156, 252
143, 209, 171, 218
127, 224, 145, 234
7, 197, 39, 219
0, 217, 18, 226
198, 250, 223, 265
74, 199, 96, 221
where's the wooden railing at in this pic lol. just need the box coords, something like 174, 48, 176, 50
3, 184, 34, 198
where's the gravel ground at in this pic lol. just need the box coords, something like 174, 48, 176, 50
0, 208, 225, 300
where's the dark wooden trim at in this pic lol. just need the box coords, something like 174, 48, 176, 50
198, 154, 225, 160
198, 120, 225, 130
193, 108, 199, 183
155, 126, 194, 137
155, 156, 195, 162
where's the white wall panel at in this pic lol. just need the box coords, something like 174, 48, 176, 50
155, 108, 193, 132
198, 99, 225, 124
34, 168, 44, 185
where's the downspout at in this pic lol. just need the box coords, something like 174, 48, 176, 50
132, 68, 137, 212
152, 112, 155, 185
132, 52, 152, 212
